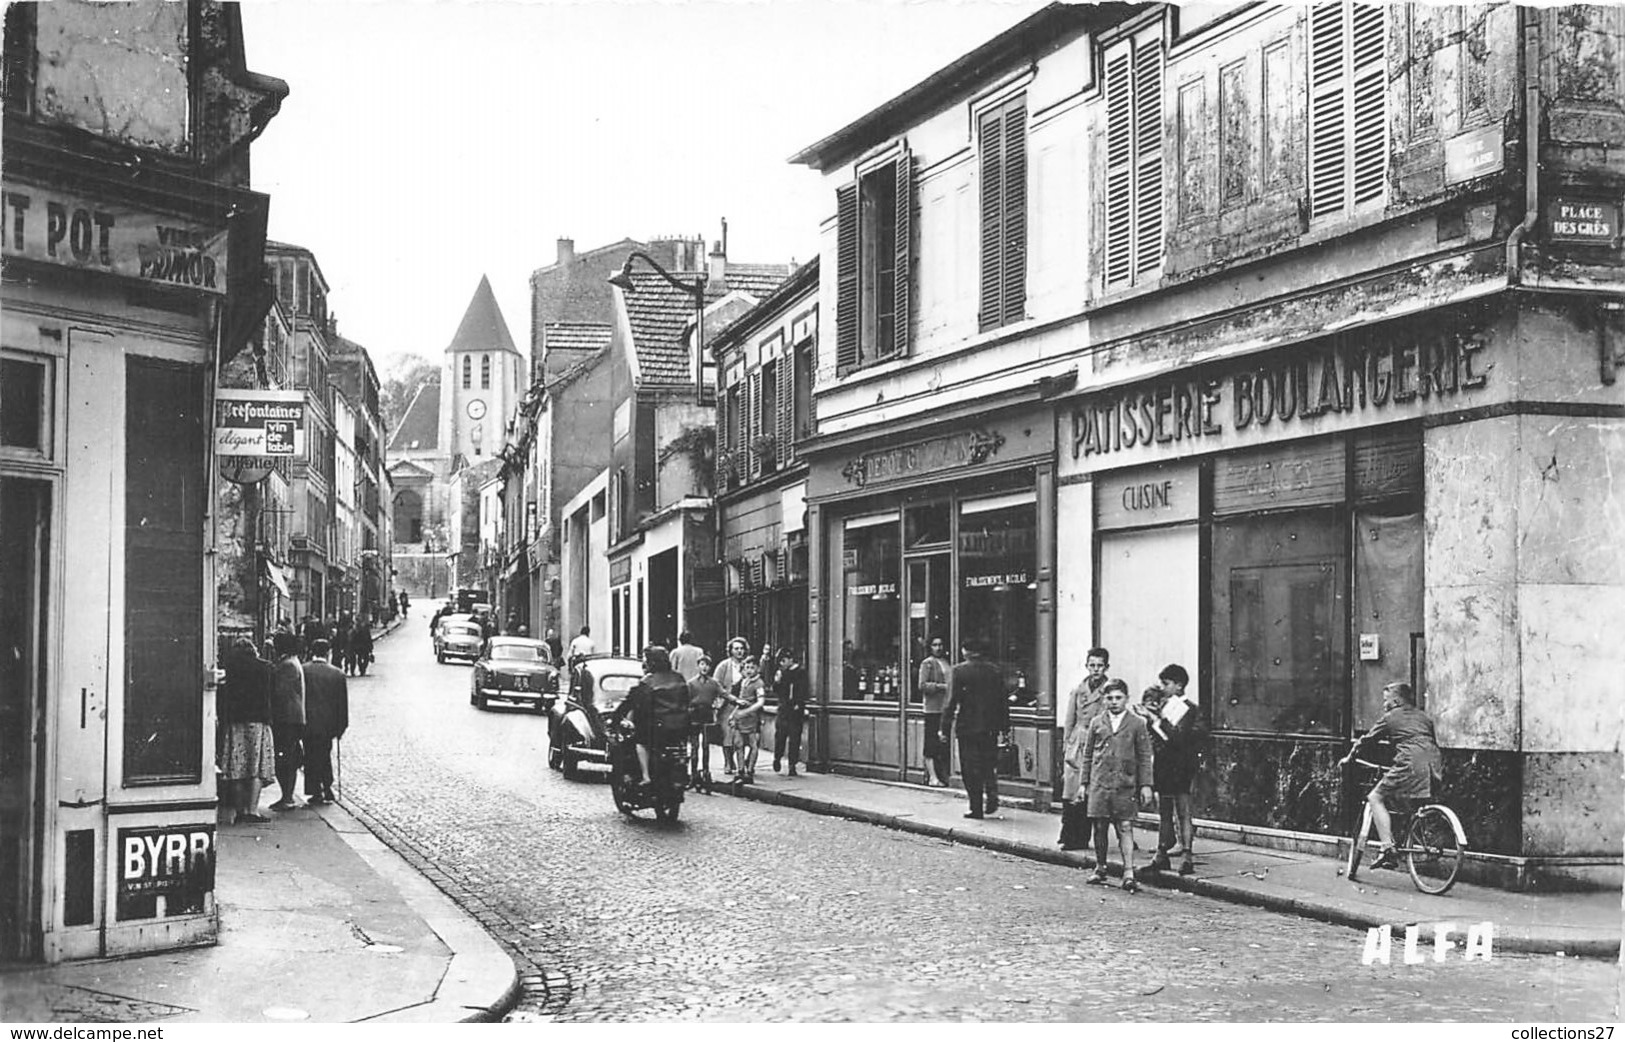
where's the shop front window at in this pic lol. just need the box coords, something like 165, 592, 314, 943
957, 492, 1037, 703
840, 512, 900, 700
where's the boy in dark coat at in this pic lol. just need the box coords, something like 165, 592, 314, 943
1142, 664, 1207, 876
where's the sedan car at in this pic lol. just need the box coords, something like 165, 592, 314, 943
435, 618, 485, 663
470, 637, 559, 711
547, 654, 644, 779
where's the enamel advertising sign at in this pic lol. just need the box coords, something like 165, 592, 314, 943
216, 389, 307, 459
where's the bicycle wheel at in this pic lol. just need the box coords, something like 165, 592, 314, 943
1345, 802, 1371, 881
1406, 806, 1463, 895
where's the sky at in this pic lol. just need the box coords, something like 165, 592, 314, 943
239, 0, 1049, 375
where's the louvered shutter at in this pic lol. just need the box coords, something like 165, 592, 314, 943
978, 106, 1006, 331
746, 371, 762, 481
776, 347, 794, 467
891, 151, 914, 360
1309, 3, 1349, 220
1349, 5, 1387, 207
1104, 50, 1134, 286
835, 182, 860, 374
1132, 43, 1164, 278
1000, 99, 1028, 326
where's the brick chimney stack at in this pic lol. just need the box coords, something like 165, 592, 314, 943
556, 237, 575, 266
707, 239, 728, 293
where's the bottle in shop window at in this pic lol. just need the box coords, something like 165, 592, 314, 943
858, 667, 869, 697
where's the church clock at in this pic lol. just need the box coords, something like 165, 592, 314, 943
466, 398, 487, 420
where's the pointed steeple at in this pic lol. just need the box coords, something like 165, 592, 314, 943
445, 275, 519, 355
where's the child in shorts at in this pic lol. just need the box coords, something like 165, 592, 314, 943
730, 658, 767, 783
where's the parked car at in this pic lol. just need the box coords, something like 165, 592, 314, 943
435, 617, 484, 663
470, 637, 559, 711
547, 654, 644, 779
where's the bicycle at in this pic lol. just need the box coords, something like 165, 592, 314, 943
1343, 758, 1468, 895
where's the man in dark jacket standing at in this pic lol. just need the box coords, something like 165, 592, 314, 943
301, 639, 349, 805
268, 632, 307, 810
938, 639, 1010, 819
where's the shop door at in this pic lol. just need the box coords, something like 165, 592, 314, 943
903, 554, 951, 779
1351, 510, 1424, 730
0, 478, 51, 960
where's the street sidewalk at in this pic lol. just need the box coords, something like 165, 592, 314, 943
2, 787, 517, 1023
706, 754, 1621, 960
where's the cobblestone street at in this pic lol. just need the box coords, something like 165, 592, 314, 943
336, 629, 1616, 1022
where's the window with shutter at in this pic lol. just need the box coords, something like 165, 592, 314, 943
834, 149, 913, 375
978, 95, 1028, 332
776, 348, 794, 466
1103, 38, 1164, 290
1309, 3, 1387, 222
746, 371, 762, 481
759, 360, 777, 472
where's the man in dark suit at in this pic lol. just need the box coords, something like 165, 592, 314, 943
938, 639, 1010, 819
301, 639, 349, 805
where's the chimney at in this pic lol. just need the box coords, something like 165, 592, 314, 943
707, 239, 728, 293
556, 237, 575, 266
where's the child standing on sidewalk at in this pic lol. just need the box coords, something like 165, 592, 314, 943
730, 658, 767, 784
687, 655, 722, 787
1144, 663, 1206, 876
1081, 679, 1153, 892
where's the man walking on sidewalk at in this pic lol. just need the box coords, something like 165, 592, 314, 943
301, 639, 349, 805
269, 632, 307, 810
938, 639, 1009, 819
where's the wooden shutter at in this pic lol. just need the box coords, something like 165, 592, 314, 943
978, 98, 1027, 332
835, 182, 860, 374
1001, 99, 1028, 325
1310, 3, 1387, 220
1349, 4, 1387, 207
890, 151, 914, 359
1309, 3, 1349, 220
776, 347, 794, 467
746, 370, 762, 480
978, 106, 1006, 330
1132, 43, 1164, 278
1104, 49, 1134, 286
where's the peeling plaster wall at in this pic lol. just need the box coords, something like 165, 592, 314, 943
33, 2, 189, 154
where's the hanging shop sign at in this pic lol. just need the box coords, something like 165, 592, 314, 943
215, 389, 307, 459
0, 181, 228, 294
1070, 330, 1489, 465
117, 824, 216, 899
1546, 197, 1619, 246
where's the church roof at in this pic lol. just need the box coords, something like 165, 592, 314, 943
446, 275, 520, 356
388, 380, 440, 453
621, 264, 793, 386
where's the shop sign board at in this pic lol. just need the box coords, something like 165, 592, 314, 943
1067, 328, 1491, 472
118, 824, 215, 898
1546, 198, 1618, 245
215, 389, 307, 459
840, 428, 1006, 489
1096, 462, 1200, 530
609, 555, 632, 587
1, 180, 228, 294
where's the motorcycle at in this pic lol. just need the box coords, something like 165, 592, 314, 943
606, 720, 688, 823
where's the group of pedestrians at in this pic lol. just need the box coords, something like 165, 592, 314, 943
1054, 647, 1207, 892
217, 628, 356, 823
280, 612, 375, 675
662, 632, 810, 787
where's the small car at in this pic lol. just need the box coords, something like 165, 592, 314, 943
547, 654, 644, 779
470, 637, 559, 711
435, 617, 484, 663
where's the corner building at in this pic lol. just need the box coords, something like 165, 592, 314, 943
1048, 3, 1622, 889
0, 0, 284, 960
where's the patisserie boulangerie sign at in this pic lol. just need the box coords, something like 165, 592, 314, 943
0, 181, 228, 294
1069, 330, 1490, 467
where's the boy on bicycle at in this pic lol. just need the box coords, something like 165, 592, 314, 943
1339, 682, 1443, 870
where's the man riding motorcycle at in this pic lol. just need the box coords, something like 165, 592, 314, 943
606, 645, 691, 789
